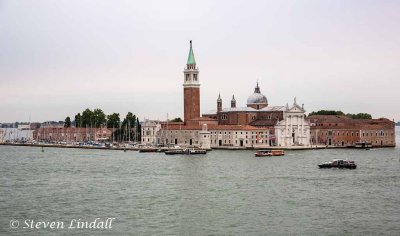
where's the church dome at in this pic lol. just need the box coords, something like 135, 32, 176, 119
247, 93, 268, 105
247, 82, 268, 106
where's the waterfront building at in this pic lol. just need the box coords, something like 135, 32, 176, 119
143, 41, 310, 148
34, 127, 112, 143
1, 128, 34, 142
308, 115, 395, 147
203, 87, 311, 147
141, 120, 161, 145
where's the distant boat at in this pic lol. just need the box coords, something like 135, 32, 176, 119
165, 148, 207, 155
255, 150, 285, 157
187, 148, 207, 155
138, 147, 159, 153
165, 149, 186, 155
318, 159, 357, 169
353, 142, 373, 149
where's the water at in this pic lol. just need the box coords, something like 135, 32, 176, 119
1, 128, 400, 235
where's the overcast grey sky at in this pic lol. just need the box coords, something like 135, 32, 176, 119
1, 0, 399, 122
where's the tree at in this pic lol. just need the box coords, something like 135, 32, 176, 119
64, 117, 71, 128
107, 113, 120, 128
347, 113, 372, 119
121, 112, 136, 142
136, 117, 141, 142
309, 110, 372, 119
93, 108, 106, 127
74, 113, 81, 127
171, 117, 183, 122
308, 110, 345, 116
81, 108, 94, 128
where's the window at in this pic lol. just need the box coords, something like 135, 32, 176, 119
186, 74, 190, 81
193, 74, 197, 81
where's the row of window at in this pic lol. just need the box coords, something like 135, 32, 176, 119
211, 131, 268, 135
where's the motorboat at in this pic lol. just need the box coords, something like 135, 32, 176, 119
138, 147, 159, 153
255, 150, 272, 157
354, 142, 372, 149
255, 149, 285, 157
187, 148, 207, 155
318, 159, 357, 169
165, 149, 186, 155
165, 148, 207, 155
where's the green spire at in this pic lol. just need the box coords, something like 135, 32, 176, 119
187, 40, 196, 65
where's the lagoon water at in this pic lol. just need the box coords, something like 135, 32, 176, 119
1, 128, 400, 235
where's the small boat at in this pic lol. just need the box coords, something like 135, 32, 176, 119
138, 147, 159, 153
165, 148, 207, 155
271, 150, 284, 156
354, 142, 372, 149
255, 149, 285, 157
318, 159, 357, 169
165, 149, 186, 155
255, 150, 272, 157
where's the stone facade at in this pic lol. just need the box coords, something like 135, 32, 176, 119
141, 120, 161, 145
275, 103, 310, 146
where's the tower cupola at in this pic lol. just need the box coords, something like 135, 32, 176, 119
231, 94, 236, 108
217, 93, 222, 113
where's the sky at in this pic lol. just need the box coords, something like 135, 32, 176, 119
1, 0, 399, 123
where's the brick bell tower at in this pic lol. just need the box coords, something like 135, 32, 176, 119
183, 40, 200, 124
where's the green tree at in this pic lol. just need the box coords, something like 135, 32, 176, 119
107, 113, 120, 128
120, 112, 136, 142
347, 113, 372, 119
64, 117, 71, 128
74, 113, 81, 127
93, 108, 106, 127
171, 117, 183, 122
309, 110, 372, 119
136, 117, 141, 142
308, 110, 345, 116
81, 108, 94, 128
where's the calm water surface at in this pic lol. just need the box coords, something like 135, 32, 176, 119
1, 128, 400, 235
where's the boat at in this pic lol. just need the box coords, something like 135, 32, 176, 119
187, 148, 207, 155
165, 148, 207, 155
318, 159, 357, 169
255, 150, 272, 157
354, 142, 372, 149
271, 150, 285, 156
255, 149, 284, 157
165, 149, 186, 155
138, 147, 159, 153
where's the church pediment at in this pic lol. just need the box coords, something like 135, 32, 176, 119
287, 104, 304, 113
